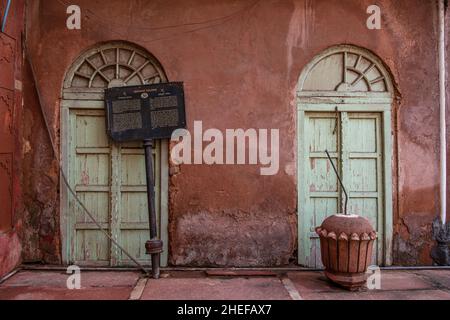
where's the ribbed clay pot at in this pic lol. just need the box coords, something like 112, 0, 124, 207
315, 214, 377, 291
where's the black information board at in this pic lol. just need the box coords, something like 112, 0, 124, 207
105, 82, 186, 142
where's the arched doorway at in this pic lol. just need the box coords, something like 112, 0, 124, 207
297, 45, 394, 268
60, 42, 169, 267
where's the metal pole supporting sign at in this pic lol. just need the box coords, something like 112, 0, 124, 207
143, 139, 163, 278
104, 82, 186, 278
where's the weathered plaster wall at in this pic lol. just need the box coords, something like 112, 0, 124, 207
19, 58, 61, 264
0, 0, 24, 278
23, 0, 447, 266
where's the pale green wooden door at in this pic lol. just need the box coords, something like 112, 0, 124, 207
301, 111, 383, 268
67, 108, 162, 266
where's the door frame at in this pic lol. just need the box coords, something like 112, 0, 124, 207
297, 98, 393, 267
59, 98, 170, 267
59, 41, 170, 267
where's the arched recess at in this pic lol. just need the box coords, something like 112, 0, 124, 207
297, 45, 394, 268
60, 41, 169, 267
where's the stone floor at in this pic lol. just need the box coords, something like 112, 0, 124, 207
0, 269, 449, 300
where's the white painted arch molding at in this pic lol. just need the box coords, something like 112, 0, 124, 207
63, 41, 167, 92
297, 45, 394, 98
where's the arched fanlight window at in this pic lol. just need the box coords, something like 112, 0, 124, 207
298, 45, 393, 96
63, 42, 167, 90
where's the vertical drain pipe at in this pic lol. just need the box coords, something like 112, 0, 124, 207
1, 0, 12, 32
439, 0, 447, 225
432, 0, 450, 266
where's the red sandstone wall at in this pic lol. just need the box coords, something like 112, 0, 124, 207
22, 0, 449, 266
0, 0, 24, 278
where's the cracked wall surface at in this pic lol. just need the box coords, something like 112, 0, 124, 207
0, 0, 24, 278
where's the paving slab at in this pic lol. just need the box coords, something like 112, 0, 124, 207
141, 276, 291, 300
365, 270, 434, 291
287, 270, 436, 293
0, 271, 141, 300
1, 270, 141, 288
412, 270, 450, 290
0, 286, 133, 300
301, 289, 450, 300
286, 271, 341, 293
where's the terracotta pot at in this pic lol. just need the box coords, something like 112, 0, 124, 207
315, 214, 377, 291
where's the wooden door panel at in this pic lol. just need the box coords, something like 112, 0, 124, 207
68, 107, 164, 266
348, 158, 378, 192
345, 113, 383, 264
311, 198, 339, 231
75, 154, 110, 186
71, 110, 111, 265
120, 231, 150, 262
309, 157, 339, 193
75, 230, 110, 262
121, 193, 149, 223
346, 117, 377, 153
310, 197, 339, 268
348, 198, 379, 263
74, 192, 109, 224
304, 113, 340, 268
302, 111, 383, 267
118, 143, 160, 265
119, 147, 150, 265
75, 114, 109, 148
348, 198, 378, 226
307, 116, 338, 153
121, 154, 147, 185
